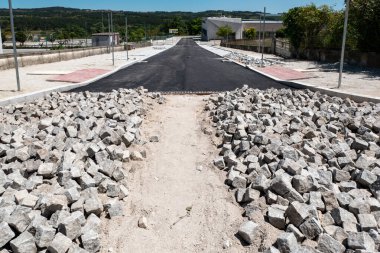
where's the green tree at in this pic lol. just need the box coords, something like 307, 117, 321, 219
188, 18, 202, 35
162, 16, 188, 35
91, 22, 104, 34
319, 11, 359, 50
244, 27, 256, 39
15, 31, 27, 46
129, 27, 145, 42
275, 27, 286, 38
350, 0, 380, 52
283, 5, 331, 52
216, 25, 233, 39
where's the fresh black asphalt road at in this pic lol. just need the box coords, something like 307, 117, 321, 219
72, 38, 288, 92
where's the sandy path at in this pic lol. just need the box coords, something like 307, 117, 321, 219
101, 95, 247, 253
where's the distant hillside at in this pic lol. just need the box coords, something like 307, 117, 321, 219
0, 7, 282, 39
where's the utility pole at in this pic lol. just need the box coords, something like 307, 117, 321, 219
125, 15, 129, 60
111, 11, 115, 66
8, 0, 21, 91
85, 21, 88, 47
258, 14, 262, 55
338, 0, 350, 89
261, 7, 266, 68
107, 12, 111, 53
102, 12, 104, 33
0, 25, 3, 54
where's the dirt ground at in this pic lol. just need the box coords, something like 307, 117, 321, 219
101, 95, 249, 253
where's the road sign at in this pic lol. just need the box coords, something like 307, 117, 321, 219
169, 29, 178, 34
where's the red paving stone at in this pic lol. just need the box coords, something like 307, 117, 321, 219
47, 69, 110, 83
257, 66, 312, 80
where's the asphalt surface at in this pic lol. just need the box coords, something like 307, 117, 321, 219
72, 38, 288, 92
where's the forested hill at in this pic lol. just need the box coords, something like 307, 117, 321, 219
0, 7, 282, 36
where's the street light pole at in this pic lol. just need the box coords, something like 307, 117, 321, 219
110, 11, 115, 66
125, 15, 129, 61
8, 0, 21, 91
0, 25, 3, 54
261, 7, 266, 68
258, 14, 262, 56
108, 12, 111, 53
338, 0, 350, 88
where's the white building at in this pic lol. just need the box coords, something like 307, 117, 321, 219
201, 17, 283, 41
201, 17, 243, 41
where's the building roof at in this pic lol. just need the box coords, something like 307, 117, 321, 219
204, 17, 242, 23
92, 33, 120, 36
242, 20, 283, 24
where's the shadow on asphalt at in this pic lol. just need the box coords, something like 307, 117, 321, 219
70, 38, 290, 93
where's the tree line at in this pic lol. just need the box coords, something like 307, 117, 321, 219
0, 7, 280, 44
281, 0, 380, 54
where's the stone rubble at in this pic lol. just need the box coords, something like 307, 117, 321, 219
206, 86, 380, 252
0, 88, 162, 252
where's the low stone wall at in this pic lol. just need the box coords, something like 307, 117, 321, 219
318, 50, 380, 68
0, 42, 152, 70
220, 42, 273, 54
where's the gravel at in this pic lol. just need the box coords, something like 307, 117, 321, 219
0, 87, 162, 252
206, 85, 380, 252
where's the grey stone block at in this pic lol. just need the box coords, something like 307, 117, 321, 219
276, 232, 299, 253
0, 222, 15, 248
317, 233, 345, 253
58, 215, 82, 240
47, 233, 72, 253
237, 221, 262, 245
35, 225, 56, 248
299, 217, 323, 240
285, 201, 317, 227
357, 214, 378, 232
270, 174, 293, 196
331, 207, 358, 225
232, 175, 247, 189
321, 191, 339, 212
347, 232, 375, 251
286, 224, 305, 242
268, 206, 286, 229
10, 231, 37, 253
81, 230, 100, 253
104, 199, 124, 218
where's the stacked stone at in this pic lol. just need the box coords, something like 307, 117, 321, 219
207, 86, 380, 252
0, 88, 162, 253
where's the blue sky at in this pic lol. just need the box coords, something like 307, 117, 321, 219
0, 0, 344, 13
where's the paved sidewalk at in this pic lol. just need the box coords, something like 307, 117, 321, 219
258, 66, 311, 80
0, 38, 179, 100
199, 42, 380, 98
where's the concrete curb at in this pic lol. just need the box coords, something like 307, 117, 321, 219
0, 43, 177, 107
201, 44, 380, 104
